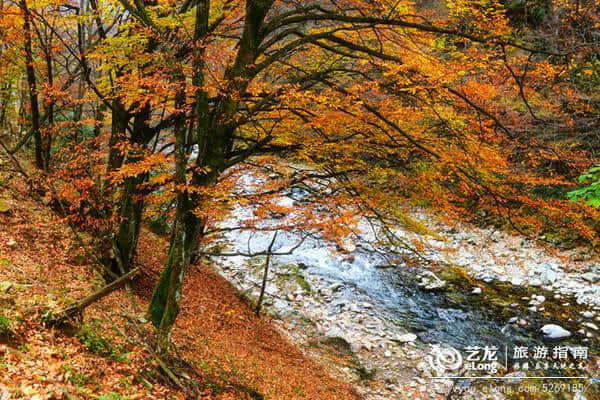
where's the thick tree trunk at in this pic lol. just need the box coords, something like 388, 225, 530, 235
111, 175, 145, 274
147, 0, 274, 353
107, 102, 129, 171
149, 201, 200, 353
109, 104, 151, 276
43, 50, 54, 168
148, 71, 201, 353
20, 0, 44, 170
147, 1, 210, 354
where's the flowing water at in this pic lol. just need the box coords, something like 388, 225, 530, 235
219, 222, 598, 362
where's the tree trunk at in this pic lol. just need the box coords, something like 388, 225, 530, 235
43, 48, 54, 169
107, 101, 129, 172
109, 104, 151, 276
20, 0, 44, 170
255, 232, 277, 316
146, 0, 274, 353
110, 175, 145, 275
150, 201, 200, 353
148, 70, 201, 353
147, 0, 210, 354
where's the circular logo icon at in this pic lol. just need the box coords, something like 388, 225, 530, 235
427, 345, 463, 372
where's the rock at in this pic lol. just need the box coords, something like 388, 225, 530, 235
541, 265, 559, 284
328, 283, 344, 292
582, 311, 595, 319
541, 324, 571, 339
325, 327, 344, 339
350, 343, 362, 353
511, 277, 524, 286
530, 278, 543, 287
581, 272, 599, 283
418, 271, 446, 290
471, 287, 482, 295
508, 317, 518, 323
349, 303, 360, 313
582, 322, 598, 331
6, 238, 16, 248
395, 333, 417, 343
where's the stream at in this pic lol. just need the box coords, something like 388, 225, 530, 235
208, 182, 599, 400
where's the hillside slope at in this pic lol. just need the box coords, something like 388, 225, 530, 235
0, 174, 360, 400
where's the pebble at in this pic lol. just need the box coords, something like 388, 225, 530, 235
582, 311, 595, 319
541, 324, 571, 339
395, 333, 417, 343
582, 322, 598, 331
530, 278, 542, 287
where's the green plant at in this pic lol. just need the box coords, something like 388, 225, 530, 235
292, 385, 305, 397
17, 343, 29, 353
77, 323, 127, 360
67, 368, 92, 386
0, 315, 11, 335
99, 394, 128, 400
567, 166, 600, 206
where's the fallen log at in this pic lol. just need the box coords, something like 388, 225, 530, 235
51, 267, 140, 324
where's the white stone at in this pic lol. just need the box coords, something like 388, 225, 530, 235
395, 333, 418, 343
582, 322, 598, 331
541, 324, 571, 339
582, 311, 595, 319
530, 278, 542, 287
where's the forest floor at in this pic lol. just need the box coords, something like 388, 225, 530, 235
0, 172, 362, 399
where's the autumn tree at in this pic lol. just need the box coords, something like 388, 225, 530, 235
106, 0, 594, 352
3, 0, 600, 355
